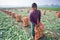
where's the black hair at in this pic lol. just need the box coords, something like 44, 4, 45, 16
32, 3, 37, 8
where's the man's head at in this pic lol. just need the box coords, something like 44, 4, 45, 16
32, 3, 37, 10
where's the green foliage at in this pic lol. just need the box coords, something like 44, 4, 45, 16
40, 7, 60, 11
0, 12, 31, 40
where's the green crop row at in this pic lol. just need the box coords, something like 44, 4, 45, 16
0, 12, 31, 40
39, 7, 60, 11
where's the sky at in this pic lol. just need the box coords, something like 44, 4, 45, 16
0, 0, 60, 7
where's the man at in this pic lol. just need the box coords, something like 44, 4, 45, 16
30, 3, 41, 39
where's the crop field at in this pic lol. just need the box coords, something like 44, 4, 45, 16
0, 8, 60, 40
0, 11, 31, 40
40, 7, 60, 11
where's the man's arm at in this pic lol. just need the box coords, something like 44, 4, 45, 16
39, 10, 41, 22
30, 13, 36, 25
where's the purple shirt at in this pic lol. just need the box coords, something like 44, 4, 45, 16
30, 10, 41, 24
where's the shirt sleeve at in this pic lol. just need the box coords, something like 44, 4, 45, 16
30, 13, 33, 22
39, 10, 41, 22
30, 11, 36, 24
